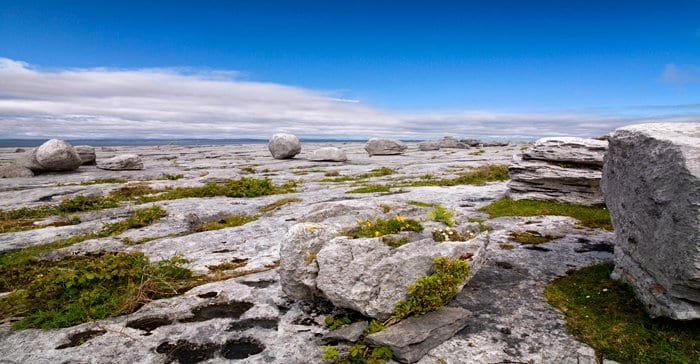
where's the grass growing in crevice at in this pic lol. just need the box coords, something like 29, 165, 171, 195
80, 178, 127, 185
192, 214, 259, 232
136, 177, 298, 203
321, 167, 396, 183
480, 197, 612, 230
0, 252, 192, 329
402, 164, 509, 187
207, 258, 248, 272
467, 217, 493, 232
382, 236, 410, 248
260, 197, 302, 213
427, 204, 455, 226
544, 263, 700, 363
408, 200, 435, 208
392, 257, 469, 319
0, 205, 168, 292
347, 185, 391, 194
156, 173, 184, 180
321, 344, 392, 364
350, 215, 423, 238
509, 230, 562, 244
324, 315, 352, 330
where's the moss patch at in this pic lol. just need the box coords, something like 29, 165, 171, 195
80, 178, 127, 185
402, 164, 509, 187
260, 197, 302, 213
509, 230, 562, 244
544, 263, 700, 363
480, 197, 612, 230
392, 257, 469, 319
381, 236, 410, 248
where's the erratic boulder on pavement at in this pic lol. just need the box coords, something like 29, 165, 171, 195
418, 141, 441, 151
365, 306, 472, 363
0, 164, 34, 178
74, 145, 96, 165
308, 147, 347, 162
437, 136, 467, 149
364, 138, 407, 156
20, 139, 83, 172
602, 122, 700, 320
508, 137, 607, 205
96, 154, 144, 170
268, 133, 301, 159
314, 233, 488, 320
461, 138, 481, 147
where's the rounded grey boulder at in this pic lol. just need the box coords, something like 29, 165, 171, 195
97, 154, 144, 170
364, 138, 407, 156
268, 133, 301, 159
21, 139, 82, 172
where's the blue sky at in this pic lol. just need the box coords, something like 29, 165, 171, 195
0, 0, 698, 139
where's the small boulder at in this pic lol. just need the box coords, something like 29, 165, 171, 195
365, 307, 472, 363
0, 165, 34, 178
364, 138, 407, 156
97, 154, 143, 170
74, 145, 96, 165
437, 136, 467, 149
418, 141, 441, 151
308, 147, 347, 162
20, 139, 82, 172
268, 133, 301, 159
603, 122, 700, 320
461, 138, 481, 147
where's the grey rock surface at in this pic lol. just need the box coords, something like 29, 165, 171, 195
508, 155, 604, 205
74, 145, 96, 165
0, 141, 617, 363
364, 138, 407, 156
96, 154, 143, 170
365, 307, 472, 363
315, 235, 488, 320
268, 133, 301, 159
21, 139, 82, 172
461, 138, 481, 147
0, 164, 33, 178
307, 147, 347, 161
418, 141, 441, 151
524, 137, 607, 167
602, 122, 700, 320
323, 321, 368, 343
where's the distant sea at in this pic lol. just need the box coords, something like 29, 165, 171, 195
0, 138, 425, 148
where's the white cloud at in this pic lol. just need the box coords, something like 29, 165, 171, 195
0, 58, 695, 140
659, 63, 698, 84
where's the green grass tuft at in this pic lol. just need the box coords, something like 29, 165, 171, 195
403, 164, 509, 187
80, 178, 127, 185
351, 215, 423, 238
480, 197, 612, 230
427, 204, 455, 226
381, 236, 410, 248
509, 230, 562, 244
260, 197, 302, 213
545, 263, 700, 363
347, 185, 391, 194
392, 257, 469, 319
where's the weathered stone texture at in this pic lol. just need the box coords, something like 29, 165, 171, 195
603, 123, 700, 320
307, 147, 347, 161
20, 139, 82, 172
268, 133, 301, 159
364, 138, 407, 156
96, 154, 143, 170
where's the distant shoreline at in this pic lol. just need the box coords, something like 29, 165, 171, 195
0, 138, 427, 148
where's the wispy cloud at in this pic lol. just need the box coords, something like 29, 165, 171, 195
659, 63, 699, 84
0, 58, 695, 140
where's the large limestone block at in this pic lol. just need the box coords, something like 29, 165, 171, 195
268, 133, 301, 159
602, 122, 700, 320
97, 154, 143, 170
315, 234, 488, 320
0, 165, 33, 178
20, 139, 82, 172
507, 155, 603, 205
365, 307, 471, 363
74, 145, 96, 165
364, 138, 407, 156
437, 136, 467, 149
307, 147, 347, 162
523, 137, 608, 167
418, 141, 440, 151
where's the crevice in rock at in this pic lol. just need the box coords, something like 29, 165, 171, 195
55, 329, 106, 349
239, 280, 276, 288
220, 338, 265, 359
181, 301, 254, 322
227, 318, 279, 331
126, 316, 173, 334
196, 291, 218, 299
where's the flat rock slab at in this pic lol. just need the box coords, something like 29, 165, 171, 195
96, 154, 143, 170
365, 306, 472, 363
323, 321, 368, 343
0, 164, 33, 178
523, 137, 607, 167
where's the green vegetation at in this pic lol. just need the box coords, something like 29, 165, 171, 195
325, 315, 352, 330
321, 344, 393, 364
80, 178, 127, 185
0, 252, 192, 329
239, 166, 257, 174
350, 215, 423, 238
467, 217, 493, 232
402, 164, 509, 187
509, 230, 561, 244
381, 236, 409, 248
498, 243, 515, 250
192, 214, 259, 232
324, 170, 341, 177
347, 185, 391, 194
207, 258, 248, 272
392, 257, 469, 319
0, 205, 168, 291
156, 173, 184, 180
545, 263, 700, 363
363, 320, 385, 335
260, 197, 302, 213
468, 149, 485, 156
136, 177, 298, 203
408, 200, 435, 208
480, 197, 612, 230
431, 227, 474, 242
321, 167, 396, 183
378, 204, 392, 213
427, 205, 455, 226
